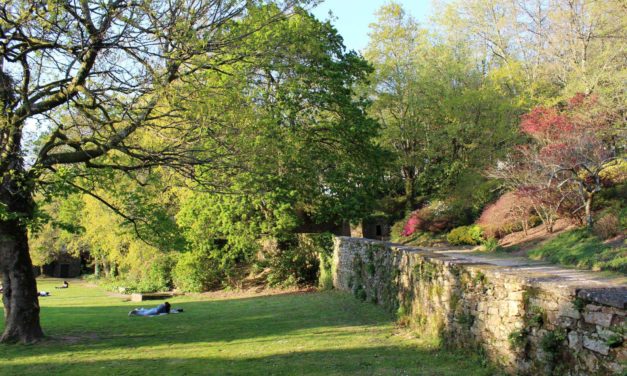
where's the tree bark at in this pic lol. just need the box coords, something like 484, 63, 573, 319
584, 192, 594, 229
402, 166, 416, 213
94, 258, 100, 278
0, 179, 44, 343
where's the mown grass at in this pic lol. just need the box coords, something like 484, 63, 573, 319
0, 279, 496, 375
527, 229, 627, 273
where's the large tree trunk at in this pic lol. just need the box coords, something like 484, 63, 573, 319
94, 258, 100, 278
0, 176, 44, 343
402, 166, 416, 213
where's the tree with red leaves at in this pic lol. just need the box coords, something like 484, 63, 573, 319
491, 94, 623, 230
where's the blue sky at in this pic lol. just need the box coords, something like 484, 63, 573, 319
310, 0, 433, 53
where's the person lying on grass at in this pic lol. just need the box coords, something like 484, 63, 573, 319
128, 302, 183, 316
55, 280, 69, 289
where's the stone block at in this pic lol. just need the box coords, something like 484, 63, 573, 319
508, 291, 524, 301
568, 331, 582, 351
581, 350, 599, 372
542, 299, 560, 311
557, 316, 575, 329
130, 293, 143, 302
558, 304, 581, 319
508, 300, 522, 316
585, 304, 603, 312
607, 361, 624, 375
596, 327, 617, 341
584, 311, 614, 328
578, 288, 627, 309
611, 314, 625, 327
616, 347, 627, 363
504, 282, 523, 292
583, 336, 610, 355
512, 321, 525, 330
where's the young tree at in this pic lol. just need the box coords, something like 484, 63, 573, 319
438, 0, 627, 103
175, 8, 383, 276
0, 0, 306, 343
365, 2, 523, 210
363, 3, 429, 210
523, 95, 623, 227
491, 94, 623, 230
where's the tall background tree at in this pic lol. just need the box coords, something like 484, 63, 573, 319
364, 2, 525, 212
438, 0, 626, 104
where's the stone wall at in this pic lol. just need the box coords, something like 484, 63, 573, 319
332, 237, 626, 375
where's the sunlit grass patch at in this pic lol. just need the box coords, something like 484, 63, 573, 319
0, 279, 496, 375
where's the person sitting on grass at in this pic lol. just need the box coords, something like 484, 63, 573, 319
128, 302, 183, 316
55, 280, 69, 289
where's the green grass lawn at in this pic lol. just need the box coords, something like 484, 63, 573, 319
0, 279, 496, 375
527, 229, 627, 274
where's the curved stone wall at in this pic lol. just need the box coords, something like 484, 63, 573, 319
332, 237, 626, 375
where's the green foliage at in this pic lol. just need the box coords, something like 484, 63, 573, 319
169, 9, 384, 288
540, 329, 566, 355
472, 271, 487, 286
528, 229, 627, 273
29, 194, 87, 266
26, 5, 384, 293
508, 329, 528, 350
528, 306, 545, 328
111, 243, 176, 293
396, 304, 409, 320
457, 312, 475, 329
318, 253, 334, 291
481, 237, 500, 252
172, 248, 221, 293
390, 217, 408, 243
364, 3, 524, 207
182, 7, 384, 226
315, 233, 335, 290
594, 183, 627, 231
370, 293, 379, 305
451, 175, 502, 221
449, 292, 461, 312
135, 254, 173, 293
353, 285, 367, 301
366, 262, 376, 277
572, 298, 586, 313
176, 189, 286, 280
263, 233, 334, 288
606, 333, 624, 348
414, 261, 438, 282
447, 225, 484, 245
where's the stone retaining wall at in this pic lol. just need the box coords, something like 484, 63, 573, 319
332, 237, 626, 375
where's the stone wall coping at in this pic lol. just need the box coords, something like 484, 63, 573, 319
335, 236, 627, 309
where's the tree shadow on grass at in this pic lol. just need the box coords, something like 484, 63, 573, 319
0, 292, 398, 359
0, 345, 495, 376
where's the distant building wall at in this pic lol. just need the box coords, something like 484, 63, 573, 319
350, 218, 391, 241
42, 253, 82, 278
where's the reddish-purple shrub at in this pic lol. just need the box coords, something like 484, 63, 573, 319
478, 191, 535, 238
401, 214, 420, 237
399, 200, 457, 237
